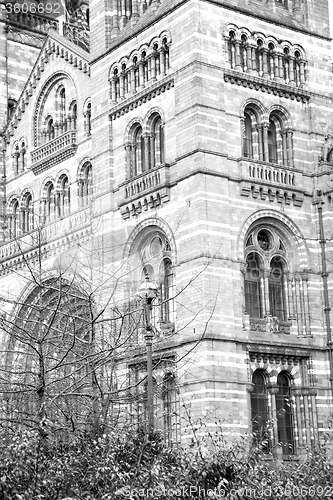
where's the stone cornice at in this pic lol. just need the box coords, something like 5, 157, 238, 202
224, 69, 310, 103
109, 76, 174, 121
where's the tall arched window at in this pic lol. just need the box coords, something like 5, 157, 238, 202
8, 199, 19, 238
268, 119, 278, 163
22, 193, 34, 234
44, 182, 55, 223
163, 373, 177, 444
243, 112, 253, 158
251, 370, 269, 450
276, 371, 294, 455
131, 230, 174, 333
242, 106, 261, 160
269, 256, 286, 320
151, 115, 164, 168
57, 175, 70, 218
59, 88, 66, 133
79, 162, 92, 206
244, 253, 262, 319
244, 228, 289, 329
47, 118, 55, 142
131, 125, 144, 176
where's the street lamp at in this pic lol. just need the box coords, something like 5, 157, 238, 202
136, 275, 159, 436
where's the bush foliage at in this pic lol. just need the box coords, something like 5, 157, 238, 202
1, 428, 333, 499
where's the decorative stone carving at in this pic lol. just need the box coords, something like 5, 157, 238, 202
320, 134, 333, 163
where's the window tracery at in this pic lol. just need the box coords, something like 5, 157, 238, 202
243, 222, 310, 335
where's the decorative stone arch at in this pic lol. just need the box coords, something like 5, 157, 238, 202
124, 217, 176, 265
240, 98, 267, 121
124, 117, 144, 143
145, 107, 165, 129
249, 362, 301, 386
158, 30, 172, 46
109, 63, 121, 80
238, 209, 309, 271
223, 23, 240, 38
7, 194, 20, 211
77, 157, 92, 178
19, 188, 34, 208
268, 104, 293, 129
55, 169, 71, 190
33, 71, 77, 147
150, 36, 161, 51
239, 27, 251, 41
292, 44, 306, 59
139, 44, 149, 58
40, 176, 55, 198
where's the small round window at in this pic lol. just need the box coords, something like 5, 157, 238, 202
257, 230, 271, 251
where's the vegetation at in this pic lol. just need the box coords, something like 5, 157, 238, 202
1, 426, 333, 499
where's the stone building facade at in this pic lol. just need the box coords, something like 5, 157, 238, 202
0, 0, 333, 458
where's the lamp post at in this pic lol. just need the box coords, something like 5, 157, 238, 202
136, 275, 158, 436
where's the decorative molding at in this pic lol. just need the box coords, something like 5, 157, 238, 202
110, 77, 174, 121
240, 181, 305, 206
224, 69, 310, 103
119, 187, 170, 220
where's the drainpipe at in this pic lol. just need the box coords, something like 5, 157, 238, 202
316, 191, 333, 404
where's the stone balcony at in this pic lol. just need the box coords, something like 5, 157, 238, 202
118, 164, 170, 219
239, 159, 305, 206
31, 131, 77, 174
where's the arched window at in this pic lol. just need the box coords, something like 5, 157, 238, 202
6, 278, 92, 433
268, 119, 278, 163
131, 230, 174, 332
151, 115, 164, 167
163, 373, 177, 444
243, 112, 253, 158
276, 371, 294, 455
68, 101, 77, 130
244, 228, 289, 329
130, 124, 144, 177
22, 193, 34, 234
44, 182, 55, 223
269, 256, 286, 320
251, 370, 269, 451
8, 199, 19, 238
244, 253, 262, 319
47, 118, 55, 142
57, 175, 70, 218
59, 88, 66, 133
79, 162, 92, 206
242, 106, 261, 160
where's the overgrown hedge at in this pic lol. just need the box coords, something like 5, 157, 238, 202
1, 428, 333, 499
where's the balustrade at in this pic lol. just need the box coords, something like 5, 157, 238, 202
31, 131, 77, 165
